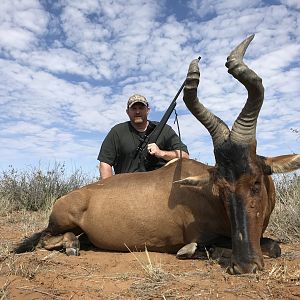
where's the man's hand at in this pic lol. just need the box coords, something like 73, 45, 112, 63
147, 143, 162, 157
147, 143, 189, 161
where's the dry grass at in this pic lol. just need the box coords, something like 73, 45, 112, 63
0, 210, 49, 238
0, 279, 11, 300
1, 255, 40, 279
268, 173, 300, 242
0, 163, 92, 212
125, 244, 169, 283
124, 244, 176, 299
0, 253, 42, 300
268, 260, 300, 283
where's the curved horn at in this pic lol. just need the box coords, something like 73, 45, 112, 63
226, 34, 264, 144
183, 59, 230, 148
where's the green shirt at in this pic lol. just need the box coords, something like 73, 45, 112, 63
98, 121, 188, 174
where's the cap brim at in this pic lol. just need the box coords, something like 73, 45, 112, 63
128, 100, 148, 108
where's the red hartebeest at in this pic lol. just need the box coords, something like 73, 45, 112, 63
14, 35, 300, 274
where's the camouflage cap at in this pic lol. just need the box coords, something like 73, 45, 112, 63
127, 94, 148, 108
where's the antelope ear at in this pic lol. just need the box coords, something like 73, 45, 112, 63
260, 154, 300, 174
174, 174, 210, 186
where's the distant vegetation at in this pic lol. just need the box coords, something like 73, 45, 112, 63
0, 164, 299, 241
0, 163, 93, 212
268, 173, 300, 242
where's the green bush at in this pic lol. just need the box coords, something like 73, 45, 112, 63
0, 163, 93, 212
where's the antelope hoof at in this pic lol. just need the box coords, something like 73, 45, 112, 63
261, 238, 281, 258
176, 242, 197, 259
65, 247, 79, 256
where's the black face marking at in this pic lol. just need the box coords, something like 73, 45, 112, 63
257, 155, 272, 175
227, 193, 256, 261
214, 140, 264, 259
214, 141, 253, 182
229, 193, 248, 235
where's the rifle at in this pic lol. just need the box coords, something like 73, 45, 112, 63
135, 56, 201, 171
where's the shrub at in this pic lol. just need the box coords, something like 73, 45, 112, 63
268, 172, 300, 242
0, 163, 93, 212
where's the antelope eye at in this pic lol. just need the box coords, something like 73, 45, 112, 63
250, 181, 260, 195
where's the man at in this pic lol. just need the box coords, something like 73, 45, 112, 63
98, 94, 189, 179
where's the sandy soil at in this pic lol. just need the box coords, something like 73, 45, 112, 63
0, 211, 299, 299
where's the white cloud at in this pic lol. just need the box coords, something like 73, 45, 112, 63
0, 26, 36, 51
0, 0, 299, 174
189, 0, 262, 18
0, 0, 48, 52
279, 0, 300, 9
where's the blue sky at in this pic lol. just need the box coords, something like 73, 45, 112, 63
0, 0, 299, 176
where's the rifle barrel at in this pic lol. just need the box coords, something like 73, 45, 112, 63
136, 57, 201, 155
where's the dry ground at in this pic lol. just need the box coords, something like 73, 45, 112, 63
0, 211, 299, 299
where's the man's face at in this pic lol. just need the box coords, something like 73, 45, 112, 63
126, 103, 150, 124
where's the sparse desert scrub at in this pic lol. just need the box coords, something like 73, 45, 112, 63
268, 172, 300, 242
0, 163, 93, 213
